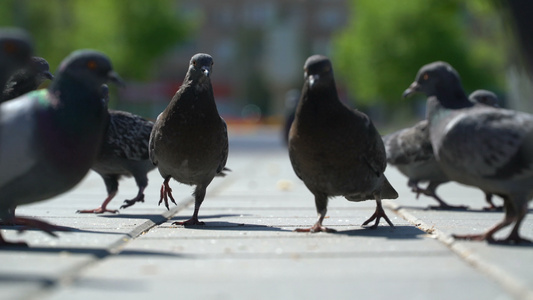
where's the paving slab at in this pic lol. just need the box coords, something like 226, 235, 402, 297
0, 126, 531, 300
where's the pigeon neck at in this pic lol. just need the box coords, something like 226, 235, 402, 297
301, 81, 342, 108
432, 84, 472, 110
2, 69, 38, 100
46, 74, 106, 129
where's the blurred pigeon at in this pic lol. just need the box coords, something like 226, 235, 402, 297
289, 55, 398, 232
0, 50, 123, 246
468, 89, 504, 211
383, 89, 501, 210
0, 28, 33, 90
2, 56, 54, 103
403, 61, 533, 243
149, 53, 229, 225
469, 89, 500, 108
77, 84, 156, 214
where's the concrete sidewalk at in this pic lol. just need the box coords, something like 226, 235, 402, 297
1, 126, 532, 300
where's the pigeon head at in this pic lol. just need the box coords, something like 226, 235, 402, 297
185, 53, 213, 90
0, 28, 33, 67
402, 61, 463, 98
469, 89, 499, 108
30, 56, 54, 81
57, 50, 124, 92
303, 55, 334, 88
0, 28, 33, 87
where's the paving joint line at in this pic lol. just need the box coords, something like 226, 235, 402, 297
385, 201, 533, 300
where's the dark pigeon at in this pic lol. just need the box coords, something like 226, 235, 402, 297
2, 56, 54, 103
77, 84, 156, 214
383, 89, 501, 210
149, 53, 229, 226
0, 28, 33, 90
0, 50, 123, 246
403, 61, 533, 243
288, 55, 398, 233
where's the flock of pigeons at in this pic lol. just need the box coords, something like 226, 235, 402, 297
0, 28, 531, 247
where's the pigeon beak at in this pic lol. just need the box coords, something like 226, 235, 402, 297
107, 71, 126, 87
308, 74, 319, 87
201, 66, 210, 77
44, 71, 54, 80
402, 82, 420, 98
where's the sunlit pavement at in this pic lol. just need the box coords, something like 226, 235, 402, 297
1, 125, 532, 300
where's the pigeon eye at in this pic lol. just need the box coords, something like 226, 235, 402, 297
423, 73, 429, 81
87, 60, 98, 70
193, 60, 197, 66
3, 42, 17, 53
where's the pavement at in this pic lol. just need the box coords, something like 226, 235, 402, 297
1, 126, 532, 300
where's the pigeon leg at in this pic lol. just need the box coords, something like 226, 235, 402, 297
422, 182, 468, 210
499, 201, 531, 244
0, 207, 16, 226
158, 177, 177, 210
120, 186, 146, 209
362, 194, 394, 229
1, 215, 71, 247
295, 193, 336, 233
453, 199, 515, 242
407, 179, 422, 199
77, 175, 119, 214
173, 185, 207, 226
482, 193, 503, 211
77, 191, 119, 214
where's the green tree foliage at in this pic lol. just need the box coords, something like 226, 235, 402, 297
0, 0, 193, 79
334, 0, 505, 107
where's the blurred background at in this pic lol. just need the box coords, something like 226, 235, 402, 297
1, 0, 531, 133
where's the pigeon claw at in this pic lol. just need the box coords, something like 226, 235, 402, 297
159, 182, 177, 210
172, 218, 205, 226
10, 216, 70, 238
294, 223, 336, 233
76, 207, 119, 214
120, 195, 145, 209
362, 207, 395, 229
452, 233, 493, 242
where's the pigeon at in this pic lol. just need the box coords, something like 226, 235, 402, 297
403, 61, 533, 243
2, 56, 54, 103
383, 89, 501, 210
288, 55, 398, 232
0, 50, 124, 246
469, 89, 500, 108
0, 28, 33, 91
149, 53, 229, 226
77, 84, 156, 214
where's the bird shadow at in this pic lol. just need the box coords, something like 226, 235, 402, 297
332, 225, 426, 239
101, 213, 248, 221
0, 245, 182, 257
168, 220, 292, 233
0, 225, 125, 236
0, 272, 149, 292
486, 239, 533, 248
394, 205, 525, 214
170, 213, 251, 222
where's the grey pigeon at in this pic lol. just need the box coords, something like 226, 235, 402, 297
288, 55, 398, 232
0, 50, 123, 246
383, 89, 501, 210
403, 61, 533, 243
0, 28, 33, 90
77, 84, 156, 214
2, 56, 54, 103
149, 53, 229, 225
